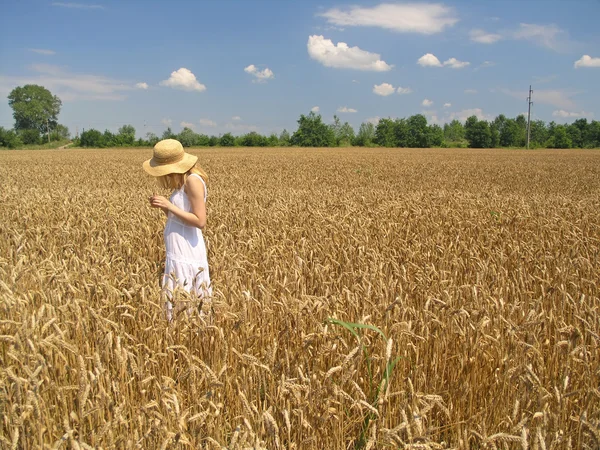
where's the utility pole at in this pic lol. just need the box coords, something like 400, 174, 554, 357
526, 85, 533, 149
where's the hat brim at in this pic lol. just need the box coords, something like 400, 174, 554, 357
143, 153, 198, 177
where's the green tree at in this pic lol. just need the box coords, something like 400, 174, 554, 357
428, 124, 444, 147
178, 127, 198, 147
443, 119, 465, 144
492, 114, 507, 144
330, 115, 343, 146
587, 121, 600, 148
465, 116, 491, 148
266, 133, 280, 146
0, 127, 23, 149
529, 120, 547, 147
374, 118, 396, 147
514, 115, 527, 146
208, 136, 219, 146
499, 118, 519, 147
573, 119, 591, 147
219, 132, 235, 146
8, 85, 62, 135
50, 124, 70, 141
146, 132, 160, 146
115, 124, 136, 146
279, 129, 291, 146
240, 131, 267, 147
547, 125, 572, 148
354, 122, 375, 146
80, 129, 103, 147
566, 124, 582, 148
196, 134, 210, 146
394, 118, 410, 147
162, 127, 176, 140
338, 122, 355, 146
19, 129, 42, 145
102, 130, 115, 147
406, 114, 430, 147
290, 112, 335, 147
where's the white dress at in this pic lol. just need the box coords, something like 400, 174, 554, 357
162, 173, 211, 319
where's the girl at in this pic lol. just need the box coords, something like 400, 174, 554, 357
143, 139, 211, 320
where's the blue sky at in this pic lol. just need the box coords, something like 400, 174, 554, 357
1, 0, 599, 138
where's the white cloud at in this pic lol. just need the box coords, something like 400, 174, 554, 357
366, 116, 381, 125
469, 29, 502, 44
51, 2, 104, 9
307, 35, 392, 71
319, 3, 458, 34
512, 23, 566, 51
478, 61, 496, 69
443, 103, 451, 108
574, 55, 600, 68
418, 54, 469, 69
224, 123, 260, 134
0, 63, 133, 101
337, 106, 358, 113
232, 116, 242, 121
180, 121, 196, 129
449, 108, 492, 122
160, 68, 206, 92
244, 64, 275, 83
199, 118, 217, 127
373, 83, 395, 96
28, 48, 56, 55
443, 57, 470, 69
552, 110, 593, 118
500, 88, 578, 110
464, 89, 477, 94
135, 82, 148, 90
397, 86, 412, 95
423, 110, 441, 125
161, 118, 172, 126
311, 106, 320, 113
417, 53, 442, 67
422, 98, 433, 107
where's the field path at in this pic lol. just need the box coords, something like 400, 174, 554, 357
57, 142, 72, 149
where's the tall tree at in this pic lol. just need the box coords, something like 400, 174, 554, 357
279, 129, 291, 146
8, 85, 62, 134
529, 120, 548, 147
374, 118, 396, 147
428, 124, 444, 147
178, 127, 198, 147
290, 112, 335, 147
116, 124, 136, 146
354, 122, 375, 146
338, 122, 355, 146
443, 119, 465, 143
162, 127, 175, 140
547, 125, 572, 148
465, 116, 492, 148
406, 114, 429, 147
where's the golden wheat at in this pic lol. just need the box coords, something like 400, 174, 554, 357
0, 147, 599, 448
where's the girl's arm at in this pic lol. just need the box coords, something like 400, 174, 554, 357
149, 177, 207, 229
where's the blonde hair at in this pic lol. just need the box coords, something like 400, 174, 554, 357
157, 163, 208, 190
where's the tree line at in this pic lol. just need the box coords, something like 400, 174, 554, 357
2, 84, 600, 149
74, 112, 600, 150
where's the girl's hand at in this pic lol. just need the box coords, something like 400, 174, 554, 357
149, 195, 173, 212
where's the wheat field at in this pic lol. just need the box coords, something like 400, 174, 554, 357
1, 147, 599, 449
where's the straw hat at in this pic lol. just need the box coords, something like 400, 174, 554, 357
143, 139, 198, 177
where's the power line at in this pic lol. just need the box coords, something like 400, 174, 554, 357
526, 85, 533, 149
